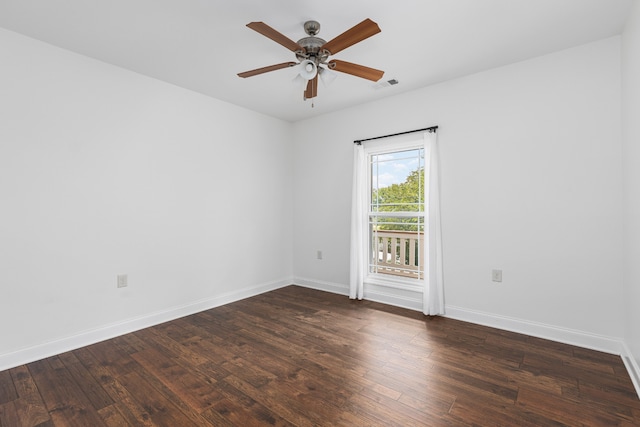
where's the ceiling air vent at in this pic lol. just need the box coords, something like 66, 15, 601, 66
372, 78, 399, 90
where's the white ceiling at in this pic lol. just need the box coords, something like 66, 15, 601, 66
0, 0, 633, 122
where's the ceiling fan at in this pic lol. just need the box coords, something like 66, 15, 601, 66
237, 19, 384, 101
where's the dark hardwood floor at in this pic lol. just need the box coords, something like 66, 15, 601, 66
1, 286, 639, 426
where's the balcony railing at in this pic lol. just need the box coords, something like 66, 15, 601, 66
371, 230, 424, 280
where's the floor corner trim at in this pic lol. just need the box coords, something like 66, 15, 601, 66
621, 342, 640, 399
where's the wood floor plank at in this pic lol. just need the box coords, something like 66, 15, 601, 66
516, 386, 629, 426
132, 364, 218, 426
69, 348, 156, 426
201, 398, 266, 427
137, 326, 211, 367
221, 376, 296, 426
0, 370, 17, 406
130, 345, 223, 414
223, 374, 317, 427
561, 384, 638, 423
97, 404, 130, 427
84, 340, 139, 379
98, 380, 157, 426
448, 398, 567, 427
0, 286, 639, 425
0, 400, 20, 427
232, 326, 369, 397
57, 351, 114, 411
347, 391, 427, 427
111, 333, 149, 355
8, 366, 51, 427
202, 380, 296, 427
28, 358, 107, 427
117, 370, 207, 426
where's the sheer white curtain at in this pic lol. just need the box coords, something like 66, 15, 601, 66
423, 131, 444, 315
349, 143, 367, 300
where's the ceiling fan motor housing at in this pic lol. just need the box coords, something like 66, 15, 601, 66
296, 37, 328, 64
296, 20, 330, 65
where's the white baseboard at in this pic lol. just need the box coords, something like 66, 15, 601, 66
293, 276, 349, 296
0, 278, 292, 372
293, 277, 424, 311
444, 305, 624, 355
621, 342, 640, 399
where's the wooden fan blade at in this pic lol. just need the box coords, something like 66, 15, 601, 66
304, 75, 319, 99
238, 62, 297, 78
247, 22, 304, 52
321, 19, 381, 55
328, 60, 384, 82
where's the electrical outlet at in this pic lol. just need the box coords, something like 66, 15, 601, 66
117, 274, 128, 288
317, 250, 323, 260
492, 269, 503, 283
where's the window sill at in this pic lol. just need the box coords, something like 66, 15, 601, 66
365, 275, 424, 293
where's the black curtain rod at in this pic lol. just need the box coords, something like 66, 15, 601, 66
354, 126, 438, 145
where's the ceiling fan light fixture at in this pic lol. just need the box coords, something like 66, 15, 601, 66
319, 66, 337, 86
292, 73, 308, 91
298, 59, 318, 81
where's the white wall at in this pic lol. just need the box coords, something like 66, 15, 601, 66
0, 28, 293, 368
293, 37, 624, 350
0, 20, 631, 373
622, 1, 640, 384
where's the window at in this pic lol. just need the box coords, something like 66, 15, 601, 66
369, 147, 425, 282
350, 128, 443, 315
